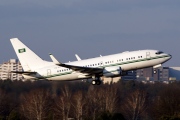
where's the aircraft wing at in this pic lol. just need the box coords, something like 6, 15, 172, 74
75, 54, 81, 61
49, 54, 103, 75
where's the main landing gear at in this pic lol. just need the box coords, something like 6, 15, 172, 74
91, 76, 102, 85
91, 80, 101, 85
154, 69, 157, 74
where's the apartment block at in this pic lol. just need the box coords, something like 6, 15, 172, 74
0, 59, 23, 80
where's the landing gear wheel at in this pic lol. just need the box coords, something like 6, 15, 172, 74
96, 80, 101, 85
91, 80, 101, 85
92, 80, 96, 85
154, 70, 157, 74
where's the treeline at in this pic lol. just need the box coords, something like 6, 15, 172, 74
0, 80, 180, 120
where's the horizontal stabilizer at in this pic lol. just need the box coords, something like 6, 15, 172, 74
11, 71, 37, 75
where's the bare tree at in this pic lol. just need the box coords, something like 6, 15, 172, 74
104, 85, 119, 113
0, 89, 7, 115
85, 85, 119, 120
71, 91, 86, 120
0, 89, 19, 119
122, 89, 148, 120
20, 89, 51, 120
54, 86, 72, 120
152, 85, 180, 119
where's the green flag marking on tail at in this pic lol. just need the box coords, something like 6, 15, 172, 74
18, 48, 26, 53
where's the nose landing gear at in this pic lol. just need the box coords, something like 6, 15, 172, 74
91, 76, 102, 85
92, 80, 102, 85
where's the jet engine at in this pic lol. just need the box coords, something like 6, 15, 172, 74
103, 66, 122, 77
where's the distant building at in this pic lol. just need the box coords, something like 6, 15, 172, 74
121, 71, 136, 80
136, 67, 154, 81
120, 66, 180, 82
0, 59, 23, 80
158, 67, 169, 81
136, 67, 170, 81
103, 77, 120, 84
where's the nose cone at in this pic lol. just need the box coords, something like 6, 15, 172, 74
168, 54, 172, 60
165, 54, 172, 62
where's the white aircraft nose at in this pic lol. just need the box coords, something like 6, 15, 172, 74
168, 54, 172, 59
166, 54, 172, 61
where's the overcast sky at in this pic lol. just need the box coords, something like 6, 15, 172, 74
0, 0, 180, 66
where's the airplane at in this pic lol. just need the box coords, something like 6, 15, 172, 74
10, 38, 172, 85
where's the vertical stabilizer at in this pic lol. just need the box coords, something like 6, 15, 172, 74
10, 38, 52, 71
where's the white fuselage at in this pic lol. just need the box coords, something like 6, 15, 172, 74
23, 50, 171, 81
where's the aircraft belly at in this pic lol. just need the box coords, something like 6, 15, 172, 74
48, 74, 79, 81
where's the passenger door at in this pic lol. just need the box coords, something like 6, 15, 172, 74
146, 52, 151, 59
47, 69, 51, 76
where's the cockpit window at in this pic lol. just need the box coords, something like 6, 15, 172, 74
155, 51, 163, 55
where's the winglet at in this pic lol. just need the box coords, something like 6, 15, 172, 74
75, 54, 81, 61
49, 53, 62, 65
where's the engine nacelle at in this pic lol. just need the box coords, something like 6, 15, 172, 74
103, 66, 122, 77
